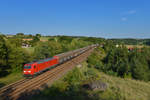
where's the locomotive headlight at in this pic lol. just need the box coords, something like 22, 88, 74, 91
28, 71, 31, 73
24, 71, 26, 72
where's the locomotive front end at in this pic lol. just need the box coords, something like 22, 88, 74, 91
23, 64, 33, 77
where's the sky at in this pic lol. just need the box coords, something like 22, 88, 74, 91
0, 0, 150, 38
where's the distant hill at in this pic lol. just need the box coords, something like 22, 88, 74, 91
109, 38, 150, 45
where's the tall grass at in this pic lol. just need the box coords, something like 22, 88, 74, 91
99, 72, 150, 100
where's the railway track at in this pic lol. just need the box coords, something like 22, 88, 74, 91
0, 47, 95, 100
0, 79, 29, 94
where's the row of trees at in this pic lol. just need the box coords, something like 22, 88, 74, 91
110, 38, 150, 45
34, 38, 91, 60
103, 46, 150, 81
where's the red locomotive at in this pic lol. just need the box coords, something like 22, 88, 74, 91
23, 44, 98, 77
23, 57, 58, 77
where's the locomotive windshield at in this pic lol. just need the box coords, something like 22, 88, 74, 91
24, 66, 31, 69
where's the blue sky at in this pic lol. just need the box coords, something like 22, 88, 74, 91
0, 0, 150, 38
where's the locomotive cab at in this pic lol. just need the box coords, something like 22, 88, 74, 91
23, 64, 34, 77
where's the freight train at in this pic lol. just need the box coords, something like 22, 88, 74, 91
23, 44, 98, 77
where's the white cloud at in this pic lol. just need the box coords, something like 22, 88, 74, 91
123, 10, 137, 15
120, 10, 136, 22
128, 10, 136, 14
121, 17, 127, 21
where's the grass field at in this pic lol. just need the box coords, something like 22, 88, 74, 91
40, 37, 49, 41
125, 45, 150, 49
24, 47, 35, 54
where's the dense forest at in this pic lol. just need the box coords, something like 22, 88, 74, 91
88, 42, 150, 81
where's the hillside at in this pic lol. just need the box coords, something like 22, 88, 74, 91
31, 62, 150, 100
99, 72, 150, 100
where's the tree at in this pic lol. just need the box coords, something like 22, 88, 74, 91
130, 52, 150, 81
0, 35, 7, 76
16, 33, 24, 37
31, 36, 40, 46
87, 47, 105, 70
34, 41, 62, 60
17, 33, 24, 35
145, 40, 150, 45
103, 46, 131, 77
6, 40, 25, 72
8, 38, 22, 47
36, 34, 41, 38
28, 34, 33, 37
